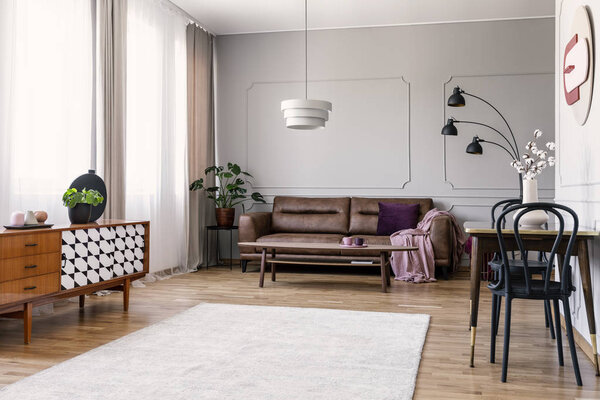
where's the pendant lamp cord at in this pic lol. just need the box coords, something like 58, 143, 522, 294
304, 0, 307, 99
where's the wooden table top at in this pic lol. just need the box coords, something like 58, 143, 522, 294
0, 219, 149, 236
238, 241, 418, 251
464, 221, 599, 237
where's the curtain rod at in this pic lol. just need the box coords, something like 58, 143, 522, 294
163, 0, 216, 36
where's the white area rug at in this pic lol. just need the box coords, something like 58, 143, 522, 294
0, 303, 429, 400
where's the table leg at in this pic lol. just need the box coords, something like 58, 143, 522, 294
379, 252, 387, 293
259, 248, 267, 288
271, 249, 277, 282
577, 240, 600, 376
205, 227, 209, 269
79, 294, 85, 308
385, 253, 391, 286
216, 230, 220, 264
469, 236, 483, 367
23, 302, 32, 344
230, 229, 233, 271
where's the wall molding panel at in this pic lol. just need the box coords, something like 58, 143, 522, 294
442, 72, 555, 191
245, 77, 411, 194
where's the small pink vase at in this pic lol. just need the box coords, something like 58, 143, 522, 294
10, 211, 25, 226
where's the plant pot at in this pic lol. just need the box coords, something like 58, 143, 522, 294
518, 179, 549, 228
68, 204, 92, 224
215, 208, 235, 227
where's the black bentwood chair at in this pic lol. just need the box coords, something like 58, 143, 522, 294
490, 198, 556, 340
488, 202, 582, 386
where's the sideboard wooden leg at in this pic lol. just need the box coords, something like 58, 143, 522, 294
123, 278, 131, 312
23, 303, 32, 344
79, 295, 85, 308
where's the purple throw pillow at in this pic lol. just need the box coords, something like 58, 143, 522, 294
376, 202, 420, 235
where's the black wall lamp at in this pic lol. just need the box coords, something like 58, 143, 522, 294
466, 136, 516, 159
442, 86, 523, 197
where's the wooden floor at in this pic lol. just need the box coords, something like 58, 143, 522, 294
1, 264, 600, 399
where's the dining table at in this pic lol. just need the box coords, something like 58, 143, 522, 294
464, 220, 600, 376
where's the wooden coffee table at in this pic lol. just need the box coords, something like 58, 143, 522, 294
238, 242, 418, 293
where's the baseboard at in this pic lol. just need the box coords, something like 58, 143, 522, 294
560, 316, 595, 364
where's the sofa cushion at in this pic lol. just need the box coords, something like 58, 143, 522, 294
271, 196, 350, 234
349, 198, 433, 235
376, 202, 419, 235
257, 233, 344, 255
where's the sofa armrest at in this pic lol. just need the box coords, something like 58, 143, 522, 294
430, 214, 454, 268
238, 212, 272, 254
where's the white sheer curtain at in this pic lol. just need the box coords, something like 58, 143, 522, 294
0, 0, 93, 225
127, 0, 189, 273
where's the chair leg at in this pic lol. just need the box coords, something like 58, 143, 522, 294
541, 270, 556, 340
552, 299, 564, 366
501, 296, 512, 383
495, 295, 502, 337
562, 296, 583, 386
490, 294, 498, 363
545, 300, 556, 339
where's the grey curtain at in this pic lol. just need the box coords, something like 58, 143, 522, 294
186, 24, 215, 269
99, 0, 127, 219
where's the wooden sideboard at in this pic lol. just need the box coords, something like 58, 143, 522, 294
0, 219, 149, 343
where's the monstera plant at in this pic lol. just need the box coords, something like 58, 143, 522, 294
189, 163, 265, 227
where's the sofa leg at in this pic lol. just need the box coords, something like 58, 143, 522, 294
241, 260, 248, 273
442, 266, 449, 280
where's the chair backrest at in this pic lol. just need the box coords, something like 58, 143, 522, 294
491, 198, 521, 225
495, 202, 579, 296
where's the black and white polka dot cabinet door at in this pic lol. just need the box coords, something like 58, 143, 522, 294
61, 224, 146, 290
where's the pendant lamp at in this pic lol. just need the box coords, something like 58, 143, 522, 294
281, 0, 332, 129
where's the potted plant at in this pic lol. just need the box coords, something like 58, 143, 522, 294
62, 188, 105, 224
189, 163, 266, 227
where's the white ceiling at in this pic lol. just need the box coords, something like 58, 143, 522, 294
170, 0, 554, 36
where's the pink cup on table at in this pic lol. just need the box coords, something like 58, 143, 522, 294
342, 237, 352, 246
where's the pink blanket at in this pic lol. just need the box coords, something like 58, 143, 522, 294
390, 209, 466, 283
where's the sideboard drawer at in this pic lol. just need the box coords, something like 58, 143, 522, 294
0, 252, 61, 283
0, 232, 61, 259
0, 272, 60, 305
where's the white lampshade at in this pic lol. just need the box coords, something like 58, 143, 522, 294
281, 99, 333, 130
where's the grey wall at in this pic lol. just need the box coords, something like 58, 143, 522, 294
555, 0, 600, 348
215, 18, 555, 258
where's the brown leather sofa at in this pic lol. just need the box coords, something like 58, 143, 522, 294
238, 196, 456, 278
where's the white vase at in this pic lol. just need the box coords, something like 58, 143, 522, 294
518, 179, 549, 228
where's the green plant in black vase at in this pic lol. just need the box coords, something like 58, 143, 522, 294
62, 188, 104, 224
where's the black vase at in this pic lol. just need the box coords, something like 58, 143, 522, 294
68, 204, 92, 224
70, 170, 107, 222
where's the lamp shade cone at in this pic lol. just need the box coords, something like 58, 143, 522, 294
281, 99, 332, 130
466, 137, 483, 154
448, 87, 466, 107
441, 119, 458, 136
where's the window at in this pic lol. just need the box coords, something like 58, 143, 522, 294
0, 0, 93, 224
126, 0, 188, 271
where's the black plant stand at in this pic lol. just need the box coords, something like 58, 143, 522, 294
205, 225, 238, 270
